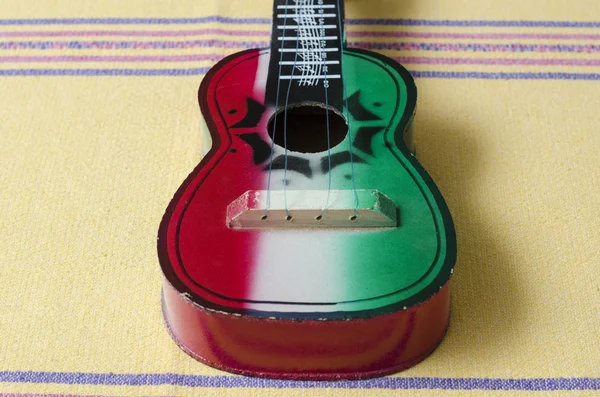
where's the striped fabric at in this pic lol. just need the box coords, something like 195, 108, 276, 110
1, 1, 599, 397
1, 372, 600, 391
3, 17, 600, 79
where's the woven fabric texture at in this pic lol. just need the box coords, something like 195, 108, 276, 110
0, 0, 599, 396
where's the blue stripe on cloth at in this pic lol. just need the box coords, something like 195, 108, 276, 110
2, 69, 600, 80
0, 371, 599, 390
0, 17, 600, 28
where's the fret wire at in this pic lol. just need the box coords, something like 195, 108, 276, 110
273, 0, 343, 87
277, 14, 337, 18
278, 36, 338, 40
277, 25, 337, 29
277, 4, 335, 8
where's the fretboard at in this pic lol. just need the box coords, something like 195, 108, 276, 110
265, 0, 346, 110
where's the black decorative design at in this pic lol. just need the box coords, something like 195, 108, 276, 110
346, 91, 382, 121
263, 155, 313, 179
237, 133, 271, 165
353, 126, 385, 155
321, 151, 366, 174
231, 98, 266, 128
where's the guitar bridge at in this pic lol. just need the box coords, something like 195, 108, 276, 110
226, 190, 398, 229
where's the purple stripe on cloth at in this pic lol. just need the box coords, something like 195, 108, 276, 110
357, 42, 600, 53
3, 30, 600, 41
0, 29, 269, 38
0, 395, 177, 397
0, 54, 223, 63
3, 54, 600, 68
350, 19, 600, 28
1, 17, 600, 28
396, 57, 600, 66
2, 69, 600, 80
0, 40, 266, 50
410, 71, 600, 80
352, 31, 600, 41
0, 371, 599, 390
0, 17, 272, 26
0, 395, 175, 397
3, 40, 600, 53
0, 68, 210, 76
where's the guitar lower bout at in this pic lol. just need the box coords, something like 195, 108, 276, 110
158, 39, 456, 379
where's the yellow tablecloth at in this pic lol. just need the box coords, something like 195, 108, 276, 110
1, 1, 599, 396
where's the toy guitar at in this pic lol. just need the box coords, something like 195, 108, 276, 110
158, 0, 456, 380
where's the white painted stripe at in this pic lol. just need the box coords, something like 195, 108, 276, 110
250, 168, 347, 306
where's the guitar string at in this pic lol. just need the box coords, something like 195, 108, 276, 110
282, 17, 302, 218
336, 0, 359, 216
264, 0, 291, 218
268, 0, 344, 220
319, 0, 334, 218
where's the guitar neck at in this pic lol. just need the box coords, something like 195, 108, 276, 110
265, 0, 346, 110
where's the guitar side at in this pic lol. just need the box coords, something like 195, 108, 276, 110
158, 48, 456, 379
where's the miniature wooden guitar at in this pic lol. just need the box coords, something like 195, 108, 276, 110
158, 0, 456, 380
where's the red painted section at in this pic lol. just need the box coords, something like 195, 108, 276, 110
161, 50, 268, 308
163, 280, 451, 380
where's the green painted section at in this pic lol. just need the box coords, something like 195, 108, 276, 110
326, 51, 451, 311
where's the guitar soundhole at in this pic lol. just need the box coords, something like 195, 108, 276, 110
267, 105, 348, 153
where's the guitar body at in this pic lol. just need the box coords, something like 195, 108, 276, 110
158, 46, 457, 380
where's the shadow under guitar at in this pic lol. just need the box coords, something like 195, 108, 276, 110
414, 104, 527, 367
340, 0, 527, 366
